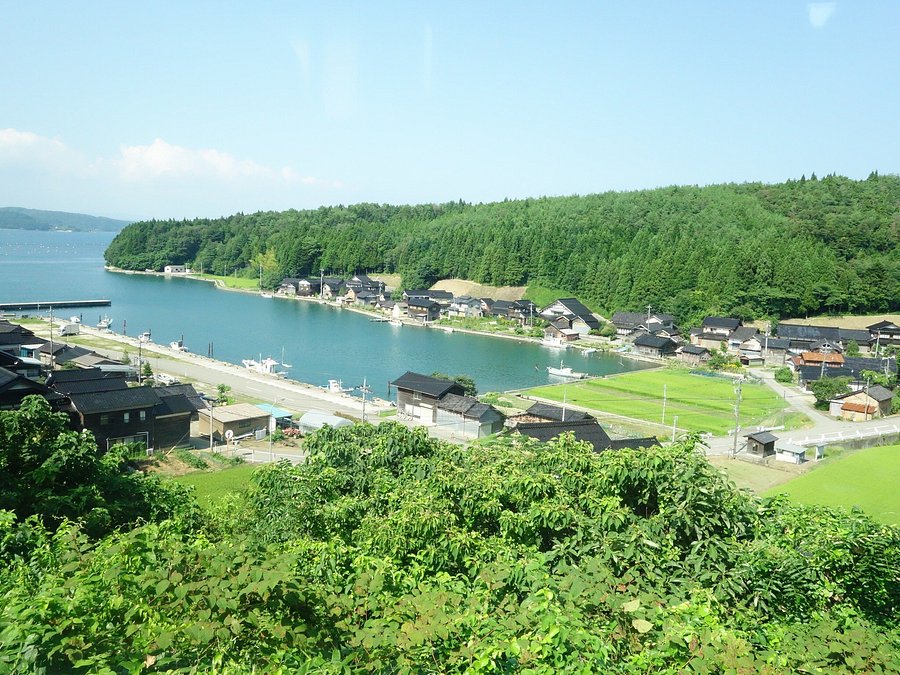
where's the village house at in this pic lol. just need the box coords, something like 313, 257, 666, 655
508, 402, 595, 425
345, 274, 385, 296
66, 386, 163, 452
544, 320, 580, 344
776, 323, 873, 353
829, 386, 894, 421
0, 350, 42, 379
390, 371, 465, 424
869, 320, 900, 348
406, 298, 442, 323
163, 264, 188, 274
276, 277, 303, 295
448, 295, 483, 318
726, 326, 759, 352
507, 300, 538, 325
611, 311, 676, 338
633, 333, 678, 358
676, 344, 711, 366
321, 278, 346, 298
296, 278, 322, 296
540, 298, 599, 335
0, 366, 66, 410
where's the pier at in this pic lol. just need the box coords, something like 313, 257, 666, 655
0, 299, 111, 311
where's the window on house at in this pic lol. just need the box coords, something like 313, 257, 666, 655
123, 412, 130, 423
412, 392, 421, 401
139, 410, 146, 421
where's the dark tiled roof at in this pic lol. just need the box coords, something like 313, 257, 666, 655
407, 298, 440, 309
764, 338, 791, 349
153, 388, 195, 416
47, 368, 127, 385
838, 329, 872, 343
515, 419, 611, 451
729, 326, 759, 341
606, 437, 661, 450
634, 334, 675, 349
843, 356, 897, 374
436, 393, 502, 421
681, 344, 709, 355
68, 387, 162, 414
391, 371, 463, 398
776, 323, 841, 342
866, 385, 895, 402
156, 384, 208, 411
867, 320, 900, 331
525, 402, 594, 422
52, 378, 129, 395
702, 316, 741, 330
746, 431, 778, 444
797, 366, 855, 383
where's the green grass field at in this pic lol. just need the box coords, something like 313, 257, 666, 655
172, 464, 258, 507
524, 368, 787, 436
766, 444, 900, 526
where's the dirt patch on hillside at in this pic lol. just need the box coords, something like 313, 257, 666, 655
369, 273, 402, 290
432, 279, 526, 301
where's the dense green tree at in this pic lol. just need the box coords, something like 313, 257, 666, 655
104, 175, 900, 322
809, 376, 852, 408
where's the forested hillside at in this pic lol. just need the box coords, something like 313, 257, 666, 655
104, 173, 900, 323
1, 405, 898, 672
0, 207, 130, 231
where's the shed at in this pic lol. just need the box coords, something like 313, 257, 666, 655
297, 410, 353, 434
197, 403, 270, 442
776, 441, 806, 465
745, 431, 777, 457
435, 393, 505, 438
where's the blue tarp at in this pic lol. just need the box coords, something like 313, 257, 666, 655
255, 403, 293, 419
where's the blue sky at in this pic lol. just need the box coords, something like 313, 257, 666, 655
1, 2, 897, 220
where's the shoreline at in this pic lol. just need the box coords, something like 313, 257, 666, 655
105, 267, 659, 367
36, 316, 392, 416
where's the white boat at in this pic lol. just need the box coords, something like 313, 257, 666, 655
388, 319, 403, 327
326, 379, 353, 393
541, 336, 567, 348
242, 356, 286, 376
441, 326, 454, 333
138, 330, 152, 344
582, 348, 597, 355
260, 292, 273, 299
97, 315, 113, 330
547, 362, 587, 379
169, 339, 188, 352
68, 316, 81, 324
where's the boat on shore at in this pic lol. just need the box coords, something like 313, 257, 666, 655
541, 336, 567, 349
547, 362, 587, 379
242, 356, 287, 376
138, 330, 152, 344
326, 379, 353, 393
97, 315, 113, 330
169, 338, 188, 352
388, 319, 403, 327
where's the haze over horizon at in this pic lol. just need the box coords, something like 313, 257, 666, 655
1, 2, 897, 222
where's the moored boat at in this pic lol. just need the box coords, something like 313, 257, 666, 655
547, 362, 587, 379
242, 356, 287, 376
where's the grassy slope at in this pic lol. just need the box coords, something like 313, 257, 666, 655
525, 369, 786, 435
765, 444, 900, 526
171, 464, 257, 507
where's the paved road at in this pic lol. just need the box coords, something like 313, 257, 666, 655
40, 321, 391, 421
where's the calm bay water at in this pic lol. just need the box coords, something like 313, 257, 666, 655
0, 229, 647, 397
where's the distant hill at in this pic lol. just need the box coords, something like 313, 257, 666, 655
0, 207, 131, 232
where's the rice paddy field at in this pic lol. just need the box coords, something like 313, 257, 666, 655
524, 368, 788, 436
765, 443, 900, 526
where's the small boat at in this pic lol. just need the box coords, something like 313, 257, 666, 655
326, 379, 353, 393
260, 292, 273, 299
582, 348, 597, 355
169, 338, 188, 352
97, 315, 113, 330
138, 330, 152, 344
242, 356, 287, 376
68, 316, 81, 324
441, 326, 454, 333
547, 362, 587, 379
388, 319, 403, 327
541, 336, 567, 349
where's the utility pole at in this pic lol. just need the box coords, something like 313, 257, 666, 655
661, 384, 667, 424
360, 377, 369, 422
320, 268, 324, 300
209, 401, 215, 454
731, 378, 743, 458
48, 306, 55, 371
672, 415, 678, 443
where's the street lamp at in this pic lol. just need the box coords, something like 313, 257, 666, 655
268, 397, 283, 462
